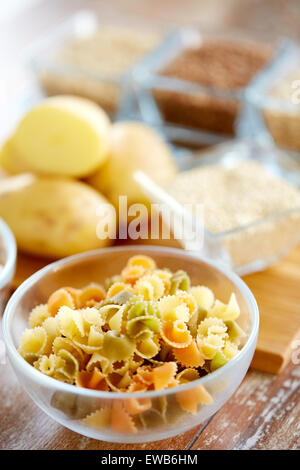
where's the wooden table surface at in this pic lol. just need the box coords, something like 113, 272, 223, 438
0, 0, 300, 451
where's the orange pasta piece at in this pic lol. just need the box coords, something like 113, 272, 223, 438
64, 287, 81, 308
106, 282, 133, 299
121, 265, 145, 285
127, 380, 148, 393
124, 397, 152, 415
76, 367, 108, 391
111, 402, 137, 434
176, 385, 213, 414
47, 288, 75, 316
152, 362, 177, 390
173, 340, 205, 368
135, 365, 154, 386
161, 320, 192, 349
78, 283, 106, 308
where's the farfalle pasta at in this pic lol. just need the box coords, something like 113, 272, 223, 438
18, 255, 246, 433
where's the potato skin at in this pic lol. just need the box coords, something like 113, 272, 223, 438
0, 176, 114, 258
88, 122, 177, 207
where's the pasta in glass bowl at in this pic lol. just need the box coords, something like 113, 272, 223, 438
2, 246, 258, 443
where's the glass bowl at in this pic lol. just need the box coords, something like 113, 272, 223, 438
0, 218, 17, 314
129, 27, 291, 149
136, 139, 300, 276
2, 246, 258, 443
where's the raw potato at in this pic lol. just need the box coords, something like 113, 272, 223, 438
11, 96, 111, 177
0, 176, 114, 258
0, 137, 30, 175
87, 122, 177, 207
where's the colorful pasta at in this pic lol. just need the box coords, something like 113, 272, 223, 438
18, 255, 246, 431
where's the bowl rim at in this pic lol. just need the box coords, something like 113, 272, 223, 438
2, 245, 259, 399
0, 218, 17, 291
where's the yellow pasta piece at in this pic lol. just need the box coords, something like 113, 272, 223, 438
47, 288, 75, 317
197, 334, 224, 360
161, 320, 192, 349
158, 295, 189, 323
223, 340, 239, 360
135, 336, 160, 359
81, 307, 104, 334
208, 293, 240, 321
29, 304, 50, 328
98, 304, 123, 324
22, 352, 43, 366
197, 317, 228, 338
153, 269, 172, 295
19, 327, 47, 355
108, 309, 123, 331
52, 336, 85, 367
34, 354, 65, 377
42, 317, 60, 354
86, 351, 111, 374
127, 255, 156, 271
111, 402, 137, 434
56, 306, 85, 338
152, 362, 177, 390
78, 283, 106, 308
106, 282, 133, 299
82, 407, 111, 429
56, 348, 80, 379
190, 286, 214, 310
173, 340, 205, 368
135, 274, 165, 300
73, 326, 104, 354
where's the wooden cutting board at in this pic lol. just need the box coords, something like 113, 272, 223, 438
11, 237, 300, 375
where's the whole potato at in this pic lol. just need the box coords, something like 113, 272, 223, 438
87, 122, 177, 207
0, 137, 30, 175
11, 95, 111, 178
0, 176, 114, 258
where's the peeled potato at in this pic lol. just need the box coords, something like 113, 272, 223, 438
0, 176, 114, 258
0, 137, 30, 175
11, 96, 111, 177
87, 122, 177, 207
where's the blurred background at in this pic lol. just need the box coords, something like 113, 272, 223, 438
1, 0, 300, 64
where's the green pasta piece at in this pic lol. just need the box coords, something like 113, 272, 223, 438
102, 331, 135, 361
225, 320, 246, 341
188, 306, 208, 337
126, 315, 161, 339
98, 290, 134, 308
124, 296, 161, 321
210, 351, 229, 371
169, 270, 190, 295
